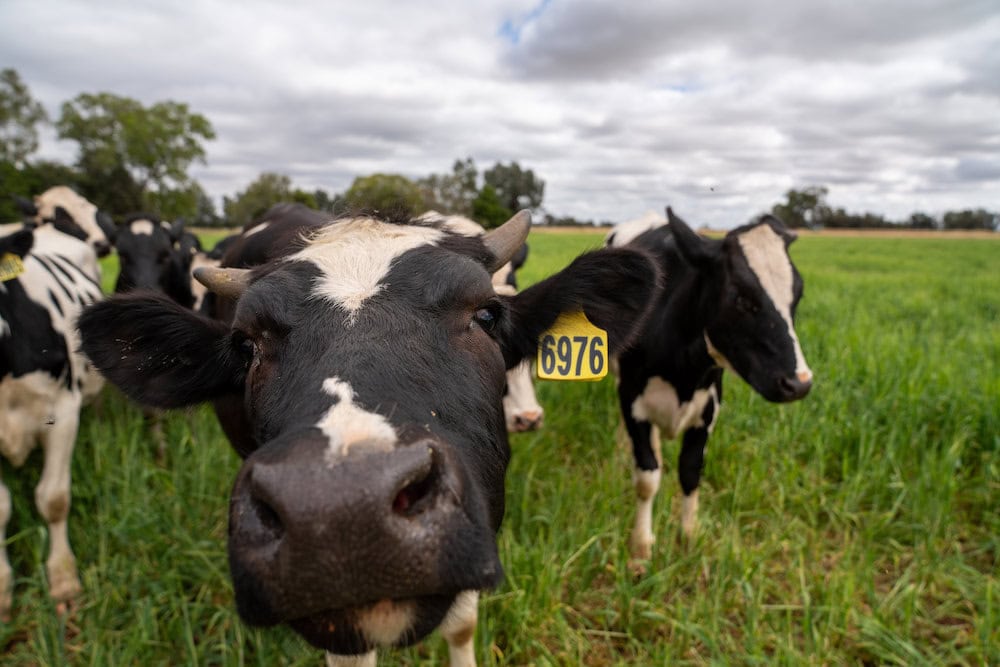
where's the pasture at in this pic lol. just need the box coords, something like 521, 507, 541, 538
1, 228, 996, 665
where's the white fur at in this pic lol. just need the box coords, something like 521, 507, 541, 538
129, 219, 155, 236
318, 378, 398, 463
244, 221, 270, 237
606, 210, 667, 247
291, 219, 443, 325
630, 376, 715, 439
356, 599, 417, 646
440, 590, 479, 667
326, 652, 376, 667
736, 224, 812, 380
33, 186, 109, 249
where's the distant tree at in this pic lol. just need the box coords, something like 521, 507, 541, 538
0, 69, 48, 165
312, 188, 346, 214
223, 172, 296, 226
57, 92, 214, 215
343, 173, 424, 218
771, 186, 831, 229
942, 208, 998, 231
483, 161, 544, 213
144, 181, 218, 223
907, 212, 938, 229
417, 157, 479, 216
471, 184, 513, 229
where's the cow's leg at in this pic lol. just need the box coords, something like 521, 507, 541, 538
677, 389, 719, 538
0, 471, 12, 620
624, 413, 662, 566
325, 652, 376, 667
35, 396, 81, 609
440, 590, 478, 667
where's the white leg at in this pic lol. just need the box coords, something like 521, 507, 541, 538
326, 651, 376, 667
680, 489, 699, 538
630, 467, 661, 561
0, 472, 12, 620
440, 590, 478, 667
36, 396, 81, 607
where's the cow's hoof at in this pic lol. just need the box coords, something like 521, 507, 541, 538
627, 557, 649, 577
47, 558, 82, 606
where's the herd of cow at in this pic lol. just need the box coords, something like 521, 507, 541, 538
0, 186, 811, 665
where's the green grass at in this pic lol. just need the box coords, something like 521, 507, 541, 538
2, 229, 996, 665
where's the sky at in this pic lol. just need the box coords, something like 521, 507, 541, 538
2, 0, 998, 228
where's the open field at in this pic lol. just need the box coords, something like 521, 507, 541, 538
1, 230, 997, 665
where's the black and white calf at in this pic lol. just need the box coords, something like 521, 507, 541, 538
108, 214, 196, 308
17, 185, 117, 258
79, 209, 659, 665
0, 221, 104, 618
608, 208, 813, 564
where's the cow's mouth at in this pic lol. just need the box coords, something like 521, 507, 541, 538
288, 595, 455, 654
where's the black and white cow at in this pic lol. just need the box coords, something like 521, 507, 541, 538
78, 208, 659, 665
17, 185, 117, 258
0, 220, 105, 618
109, 214, 195, 308
418, 211, 543, 432
608, 208, 813, 566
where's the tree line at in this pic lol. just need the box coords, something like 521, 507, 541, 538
2, 69, 995, 231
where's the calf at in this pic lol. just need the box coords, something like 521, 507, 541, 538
79, 208, 659, 665
110, 215, 195, 308
608, 208, 813, 566
0, 223, 104, 618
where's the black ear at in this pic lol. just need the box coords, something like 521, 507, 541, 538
0, 228, 34, 259
169, 218, 187, 243
79, 292, 243, 408
501, 247, 661, 368
759, 213, 797, 245
97, 211, 118, 243
14, 195, 37, 217
666, 207, 720, 267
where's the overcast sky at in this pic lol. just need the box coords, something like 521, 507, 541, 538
3, 0, 998, 228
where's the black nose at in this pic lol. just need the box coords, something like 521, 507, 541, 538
778, 373, 813, 401
228, 432, 502, 625
95, 240, 112, 257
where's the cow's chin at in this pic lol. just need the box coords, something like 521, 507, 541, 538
288, 595, 455, 655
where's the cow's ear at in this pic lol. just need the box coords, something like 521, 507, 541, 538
501, 247, 661, 368
79, 293, 244, 408
97, 211, 118, 243
169, 217, 187, 243
666, 207, 720, 267
0, 228, 33, 258
14, 195, 37, 218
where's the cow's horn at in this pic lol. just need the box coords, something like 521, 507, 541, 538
193, 266, 252, 299
483, 210, 531, 273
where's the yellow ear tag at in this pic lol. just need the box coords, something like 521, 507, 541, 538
0, 253, 25, 282
537, 311, 608, 381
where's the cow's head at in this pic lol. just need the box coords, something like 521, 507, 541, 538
666, 207, 812, 402
79, 211, 659, 656
32, 186, 115, 257
113, 216, 187, 295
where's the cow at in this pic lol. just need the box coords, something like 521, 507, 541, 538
0, 220, 104, 619
109, 215, 195, 308
418, 211, 543, 432
78, 207, 660, 665
16, 185, 117, 258
608, 207, 813, 569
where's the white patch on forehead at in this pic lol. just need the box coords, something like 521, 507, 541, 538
291, 218, 444, 325
129, 219, 155, 236
244, 221, 270, 237
736, 225, 812, 377
318, 377, 397, 465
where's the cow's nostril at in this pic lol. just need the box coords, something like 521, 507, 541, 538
246, 479, 285, 545
392, 452, 439, 517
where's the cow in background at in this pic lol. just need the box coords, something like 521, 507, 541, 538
16, 185, 116, 258
79, 207, 660, 665
419, 211, 543, 432
607, 208, 813, 569
0, 221, 104, 619
108, 215, 195, 308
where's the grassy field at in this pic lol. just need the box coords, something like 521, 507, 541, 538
1, 228, 996, 665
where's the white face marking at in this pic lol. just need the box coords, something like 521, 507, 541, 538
736, 224, 812, 379
244, 221, 270, 237
129, 219, 155, 236
355, 599, 416, 646
630, 376, 716, 439
502, 361, 543, 432
290, 219, 444, 325
318, 377, 397, 464
34, 186, 107, 247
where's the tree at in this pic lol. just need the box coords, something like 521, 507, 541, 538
770, 186, 831, 229
57, 92, 214, 214
0, 69, 48, 165
145, 180, 218, 224
483, 161, 545, 213
223, 172, 296, 226
417, 157, 479, 216
907, 212, 937, 229
0, 159, 80, 222
343, 173, 425, 218
942, 209, 998, 231
471, 185, 513, 229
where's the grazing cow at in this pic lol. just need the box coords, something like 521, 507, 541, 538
418, 211, 543, 432
17, 185, 116, 258
79, 208, 659, 665
0, 222, 104, 619
608, 208, 813, 566
110, 215, 195, 308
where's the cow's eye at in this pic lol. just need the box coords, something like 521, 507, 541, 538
234, 333, 256, 361
472, 306, 498, 333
